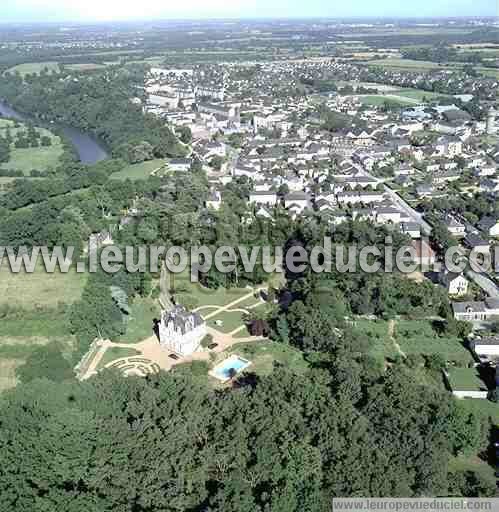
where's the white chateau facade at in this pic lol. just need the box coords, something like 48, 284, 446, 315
158, 306, 207, 356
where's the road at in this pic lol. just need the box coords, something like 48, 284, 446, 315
353, 164, 433, 235
466, 270, 499, 298
356, 165, 499, 298
383, 184, 433, 235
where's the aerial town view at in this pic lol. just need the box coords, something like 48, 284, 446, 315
0, 0, 499, 509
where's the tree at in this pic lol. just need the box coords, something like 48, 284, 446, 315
177, 125, 192, 144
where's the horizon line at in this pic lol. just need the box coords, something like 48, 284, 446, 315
1, 14, 498, 25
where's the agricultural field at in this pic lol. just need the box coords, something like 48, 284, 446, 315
0, 119, 64, 175
6, 61, 60, 76
111, 159, 165, 180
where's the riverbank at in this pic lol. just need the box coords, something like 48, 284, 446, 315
0, 100, 109, 165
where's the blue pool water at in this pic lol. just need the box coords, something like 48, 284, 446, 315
214, 357, 250, 380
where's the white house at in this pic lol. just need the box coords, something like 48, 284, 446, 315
472, 336, 499, 362
158, 306, 206, 356
168, 158, 192, 172
440, 272, 469, 297
249, 191, 278, 206
284, 192, 312, 214
444, 215, 466, 237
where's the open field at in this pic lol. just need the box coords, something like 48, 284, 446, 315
0, 262, 87, 309
369, 58, 499, 78
393, 88, 451, 101
6, 62, 60, 76
111, 159, 165, 180
356, 319, 473, 365
0, 119, 64, 175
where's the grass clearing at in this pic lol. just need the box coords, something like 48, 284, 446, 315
6, 62, 60, 76
111, 159, 165, 180
0, 119, 64, 175
394, 320, 473, 365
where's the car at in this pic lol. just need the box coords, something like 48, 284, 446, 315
169, 354, 180, 361
208, 343, 219, 350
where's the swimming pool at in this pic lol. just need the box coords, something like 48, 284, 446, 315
210, 355, 252, 382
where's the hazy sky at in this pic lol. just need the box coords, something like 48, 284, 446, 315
1, 0, 497, 22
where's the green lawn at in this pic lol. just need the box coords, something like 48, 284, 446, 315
369, 58, 499, 79
97, 346, 141, 370
446, 367, 488, 392
172, 271, 255, 308
111, 159, 165, 180
117, 298, 160, 343
6, 62, 60, 77
0, 262, 87, 309
206, 309, 248, 334
226, 341, 309, 377
393, 89, 451, 101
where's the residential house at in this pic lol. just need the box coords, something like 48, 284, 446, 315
249, 191, 278, 206
478, 216, 499, 238
411, 239, 436, 267
464, 233, 490, 253
168, 158, 192, 172
471, 336, 499, 363
440, 272, 469, 297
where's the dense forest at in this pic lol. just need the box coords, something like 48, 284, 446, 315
0, 294, 495, 510
0, 68, 186, 162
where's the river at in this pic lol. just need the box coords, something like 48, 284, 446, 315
0, 101, 109, 165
